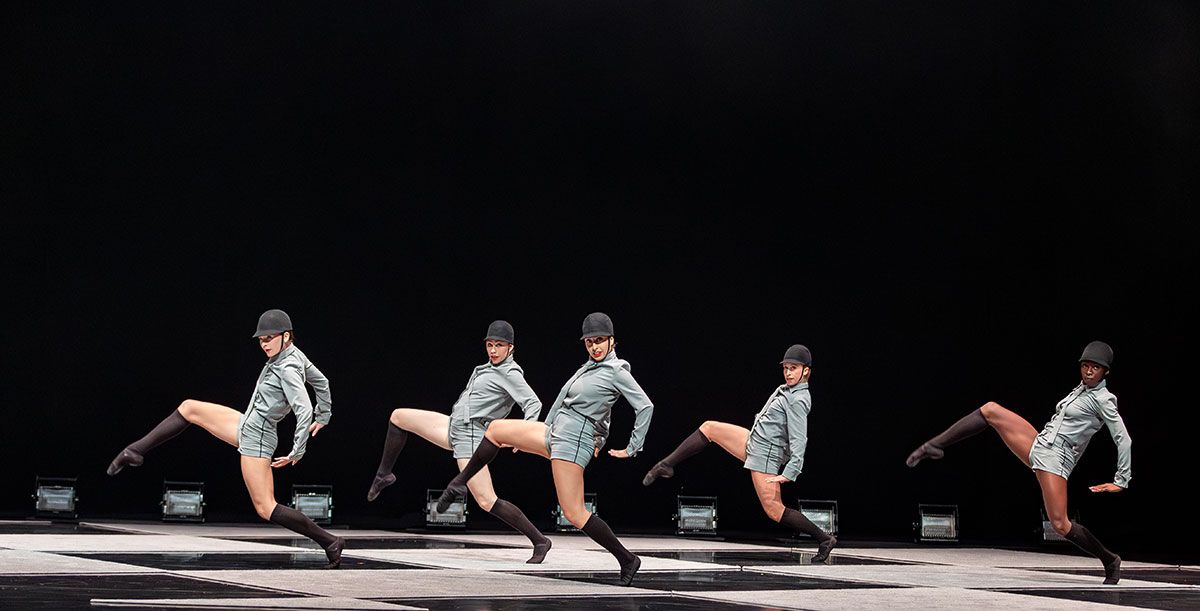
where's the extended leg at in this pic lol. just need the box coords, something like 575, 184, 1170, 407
751, 471, 835, 563
437, 420, 549, 512
108, 400, 239, 475
242, 456, 344, 568
368, 409, 451, 501
553, 459, 639, 585
463, 460, 551, 564
1037, 470, 1120, 584
907, 402, 1037, 467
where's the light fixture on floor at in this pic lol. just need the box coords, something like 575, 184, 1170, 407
797, 499, 839, 538
33, 476, 78, 519
675, 495, 718, 535
915, 503, 959, 542
553, 492, 596, 532
426, 488, 467, 527
161, 481, 205, 522
292, 484, 334, 525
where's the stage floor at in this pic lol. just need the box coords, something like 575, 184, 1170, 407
1, 520, 1196, 609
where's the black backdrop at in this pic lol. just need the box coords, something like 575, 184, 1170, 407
4, 3, 1197, 563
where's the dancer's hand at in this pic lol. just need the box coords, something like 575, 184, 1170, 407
308, 422, 325, 437
607, 448, 630, 458
763, 474, 791, 484
1088, 483, 1123, 493
271, 456, 296, 468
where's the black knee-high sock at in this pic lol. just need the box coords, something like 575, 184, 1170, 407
375, 423, 408, 475
129, 410, 190, 455
581, 514, 635, 564
1064, 522, 1118, 564
781, 508, 832, 542
489, 499, 549, 545
450, 438, 501, 487
907, 408, 988, 466
269, 504, 337, 549
643, 429, 709, 485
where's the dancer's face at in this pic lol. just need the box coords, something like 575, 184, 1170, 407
258, 332, 287, 357
1080, 361, 1107, 387
584, 336, 613, 361
486, 340, 512, 364
782, 363, 808, 386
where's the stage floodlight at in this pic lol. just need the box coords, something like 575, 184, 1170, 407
797, 499, 839, 537
916, 503, 959, 542
426, 488, 467, 527
292, 484, 333, 525
553, 492, 597, 532
675, 495, 718, 535
33, 476, 78, 519
162, 481, 205, 522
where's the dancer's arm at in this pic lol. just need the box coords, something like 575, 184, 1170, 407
778, 394, 811, 482
279, 362, 315, 464
611, 368, 654, 457
500, 368, 543, 421
306, 361, 332, 434
1093, 394, 1131, 490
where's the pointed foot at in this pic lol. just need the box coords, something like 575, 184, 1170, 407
1103, 556, 1121, 585
527, 538, 552, 564
619, 554, 641, 586
435, 482, 467, 514
106, 448, 144, 476
323, 537, 345, 569
641, 461, 674, 486
905, 443, 944, 468
811, 536, 837, 564
367, 473, 396, 502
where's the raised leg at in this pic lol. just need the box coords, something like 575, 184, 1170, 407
436, 420, 549, 513
108, 400, 239, 475
368, 409, 451, 501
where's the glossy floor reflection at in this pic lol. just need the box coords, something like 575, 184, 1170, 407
64, 552, 417, 570
641, 550, 912, 566
385, 596, 787, 610
0, 522, 121, 535
1034, 567, 1200, 585
1008, 588, 1200, 609
520, 569, 894, 591
235, 536, 521, 549
0, 574, 299, 610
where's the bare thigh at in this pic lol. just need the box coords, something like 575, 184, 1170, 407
749, 469, 785, 521
390, 408, 452, 450
179, 400, 242, 448
485, 420, 551, 458
981, 402, 1038, 466
699, 421, 749, 462
1036, 470, 1072, 534
457, 458, 499, 510
240, 455, 277, 518
550, 458, 589, 527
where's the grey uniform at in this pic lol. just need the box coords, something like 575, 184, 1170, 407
237, 344, 332, 461
447, 355, 542, 459
1028, 379, 1131, 487
743, 382, 811, 481
543, 351, 654, 468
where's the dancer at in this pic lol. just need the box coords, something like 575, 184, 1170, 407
642, 344, 836, 563
905, 340, 1131, 584
107, 309, 345, 568
366, 320, 551, 563
437, 312, 654, 585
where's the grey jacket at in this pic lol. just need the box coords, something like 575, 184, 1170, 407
246, 344, 332, 461
544, 351, 655, 456
749, 382, 812, 481
450, 355, 542, 424
1036, 379, 1132, 488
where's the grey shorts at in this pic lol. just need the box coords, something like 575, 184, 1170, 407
237, 410, 278, 459
743, 432, 788, 475
546, 411, 596, 469
448, 417, 492, 459
1028, 435, 1081, 480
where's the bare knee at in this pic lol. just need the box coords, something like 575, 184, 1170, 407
470, 485, 498, 512
1047, 513, 1072, 536
563, 507, 591, 529
253, 500, 277, 521
980, 401, 1004, 422
760, 499, 785, 523
389, 409, 409, 428
699, 421, 717, 437
178, 399, 200, 421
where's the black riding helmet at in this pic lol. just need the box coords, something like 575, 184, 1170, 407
1079, 340, 1113, 369
780, 344, 813, 367
252, 309, 293, 338
580, 312, 615, 339
485, 320, 515, 344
